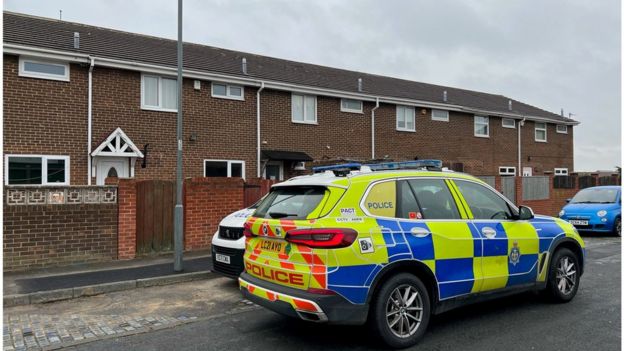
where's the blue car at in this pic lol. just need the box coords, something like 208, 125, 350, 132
559, 185, 621, 236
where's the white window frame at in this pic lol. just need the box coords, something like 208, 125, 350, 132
140, 73, 178, 112
431, 109, 449, 122
263, 161, 284, 181
554, 168, 569, 176
535, 122, 547, 142
498, 166, 516, 176
18, 57, 70, 82
396, 105, 416, 132
211, 82, 245, 101
291, 93, 317, 124
502, 118, 516, 129
474, 115, 490, 137
203, 159, 245, 179
5, 155, 71, 186
556, 125, 568, 134
340, 99, 363, 114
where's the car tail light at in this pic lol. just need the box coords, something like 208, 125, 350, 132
285, 228, 357, 248
243, 221, 255, 238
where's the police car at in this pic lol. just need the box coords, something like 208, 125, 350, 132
239, 162, 585, 348
211, 206, 258, 278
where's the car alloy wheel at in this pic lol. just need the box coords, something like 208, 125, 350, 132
555, 256, 577, 295
385, 284, 424, 338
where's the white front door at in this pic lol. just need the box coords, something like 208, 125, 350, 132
96, 157, 129, 185
522, 167, 533, 177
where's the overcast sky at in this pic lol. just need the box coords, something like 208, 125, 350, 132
5, 0, 621, 172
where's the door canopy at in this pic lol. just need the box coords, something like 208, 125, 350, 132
91, 128, 144, 158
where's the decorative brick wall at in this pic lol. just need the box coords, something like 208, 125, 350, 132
3, 186, 118, 272
184, 177, 245, 251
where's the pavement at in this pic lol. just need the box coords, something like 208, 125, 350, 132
3, 234, 620, 351
4, 251, 213, 306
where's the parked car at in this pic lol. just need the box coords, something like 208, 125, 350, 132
211, 205, 258, 278
239, 164, 585, 348
559, 185, 621, 236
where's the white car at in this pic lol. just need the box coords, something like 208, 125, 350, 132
211, 206, 256, 278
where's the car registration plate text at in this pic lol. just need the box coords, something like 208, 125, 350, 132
215, 253, 230, 264
569, 220, 589, 226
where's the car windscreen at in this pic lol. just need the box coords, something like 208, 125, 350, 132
570, 188, 619, 204
254, 186, 327, 219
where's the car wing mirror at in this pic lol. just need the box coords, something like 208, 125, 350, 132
565, 198, 571, 203
517, 205, 535, 220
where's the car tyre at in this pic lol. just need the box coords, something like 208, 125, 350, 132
544, 248, 580, 303
369, 273, 431, 348
613, 217, 621, 237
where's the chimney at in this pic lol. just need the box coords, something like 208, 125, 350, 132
357, 78, 363, 92
561, 108, 564, 117
73, 32, 80, 49
443, 90, 448, 102
508, 99, 512, 111
242, 57, 247, 75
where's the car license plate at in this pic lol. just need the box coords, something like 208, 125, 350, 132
260, 239, 286, 254
569, 220, 588, 226
215, 253, 230, 264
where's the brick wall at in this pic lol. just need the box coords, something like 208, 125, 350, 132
116, 179, 137, 259
184, 177, 245, 251
4, 53, 574, 185
4, 192, 118, 272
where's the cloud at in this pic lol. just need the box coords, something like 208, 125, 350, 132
4, 0, 621, 171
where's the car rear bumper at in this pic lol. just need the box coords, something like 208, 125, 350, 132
239, 272, 368, 325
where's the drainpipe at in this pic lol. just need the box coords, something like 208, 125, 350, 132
518, 117, 525, 177
87, 56, 95, 185
256, 81, 265, 178
371, 97, 380, 160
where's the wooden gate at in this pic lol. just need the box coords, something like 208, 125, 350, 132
136, 180, 175, 254
501, 176, 516, 204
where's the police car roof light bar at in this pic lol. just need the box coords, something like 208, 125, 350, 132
312, 160, 443, 174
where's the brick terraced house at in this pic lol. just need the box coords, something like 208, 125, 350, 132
3, 12, 578, 186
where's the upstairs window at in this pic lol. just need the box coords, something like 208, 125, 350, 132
292, 94, 317, 124
5, 155, 70, 185
396, 105, 416, 131
19, 57, 69, 81
502, 118, 516, 128
204, 160, 245, 179
556, 125, 568, 134
212, 83, 244, 100
340, 99, 363, 113
141, 74, 177, 111
431, 109, 449, 122
474, 116, 489, 137
535, 122, 547, 142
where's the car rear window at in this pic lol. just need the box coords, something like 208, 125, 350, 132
254, 186, 327, 220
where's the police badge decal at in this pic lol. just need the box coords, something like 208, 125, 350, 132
509, 241, 521, 266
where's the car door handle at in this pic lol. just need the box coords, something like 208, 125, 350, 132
481, 227, 496, 239
410, 227, 431, 238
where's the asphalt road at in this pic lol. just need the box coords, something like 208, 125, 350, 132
70, 235, 621, 351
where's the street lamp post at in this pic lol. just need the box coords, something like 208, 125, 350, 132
174, 0, 184, 272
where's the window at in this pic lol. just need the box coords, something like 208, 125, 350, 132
264, 161, 284, 181
340, 99, 363, 113
211, 82, 244, 100
554, 168, 569, 176
397, 180, 422, 219
363, 181, 397, 217
204, 160, 245, 179
535, 122, 547, 142
254, 186, 327, 220
455, 180, 514, 220
19, 57, 69, 81
292, 94, 317, 123
141, 74, 177, 111
499, 167, 516, 176
502, 118, 516, 128
474, 116, 489, 137
5, 155, 70, 185
396, 105, 416, 131
431, 109, 449, 122
408, 179, 460, 219
556, 125, 568, 134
